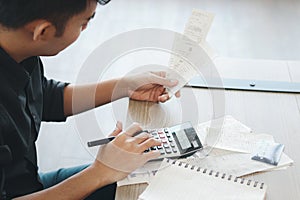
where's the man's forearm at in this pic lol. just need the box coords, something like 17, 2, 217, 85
64, 78, 128, 116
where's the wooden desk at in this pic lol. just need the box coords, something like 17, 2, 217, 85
116, 58, 300, 200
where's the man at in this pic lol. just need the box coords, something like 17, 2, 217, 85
0, 0, 179, 199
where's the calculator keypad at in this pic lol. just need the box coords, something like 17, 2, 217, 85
144, 128, 180, 159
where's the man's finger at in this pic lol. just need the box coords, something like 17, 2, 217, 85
138, 137, 161, 152
175, 90, 181, 98
116, 121, 123, 130
133, 132, 152, 144
158, 94, 170, 103
125, 122, 143, 136
143, 150, 161, 161
110, 121, 123, 136
150, 73, 178, 88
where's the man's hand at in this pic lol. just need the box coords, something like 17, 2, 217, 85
13, 122, 158, 200
122, 72, 181, 103
92, 122, 161, 184
64, 71, 180, 116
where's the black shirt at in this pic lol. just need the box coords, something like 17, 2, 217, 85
0, 47, 68, 199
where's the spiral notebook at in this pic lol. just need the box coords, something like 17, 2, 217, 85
139, 159, 267, 200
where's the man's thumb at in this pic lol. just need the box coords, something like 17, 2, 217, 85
110, 121, 123, 136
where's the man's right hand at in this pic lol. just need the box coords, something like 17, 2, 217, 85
92, 122, 161, 184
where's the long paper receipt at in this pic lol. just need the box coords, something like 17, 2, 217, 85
167, 9, 215, 94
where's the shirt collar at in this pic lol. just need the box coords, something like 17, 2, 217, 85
0, 47, 38, 91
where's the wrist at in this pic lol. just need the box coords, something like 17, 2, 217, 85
116, 77, 131, 98
90, 159, 127, 187
89, 161, 114, 187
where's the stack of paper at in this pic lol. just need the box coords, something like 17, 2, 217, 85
182, 115, 293, 177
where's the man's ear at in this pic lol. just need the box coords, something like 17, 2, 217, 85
31, 21, 56, 41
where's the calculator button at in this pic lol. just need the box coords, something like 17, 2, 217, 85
160, 149, 165, 155
170, 142, 176, 147
172, 148, 177, 153
168, 138, 173, 142
165, 148, 172, 154
155, 137, 159, 140
144, 149, 150, 152
163, 143, 169, 148
151, 132, 158, 137
161, 138, 168, 143
157, 146, 163, 149
164, 128, 169, 133
166, 132, 171, 137
192, 140, 199, 148
150, 147, 157, 150
159, 135, 166, 139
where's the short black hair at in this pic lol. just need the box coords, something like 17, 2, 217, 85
0, 0, 108, 36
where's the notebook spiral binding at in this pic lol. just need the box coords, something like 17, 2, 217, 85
167, 159, 265, 189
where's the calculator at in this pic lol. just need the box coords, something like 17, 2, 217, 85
145, 122, 203, 160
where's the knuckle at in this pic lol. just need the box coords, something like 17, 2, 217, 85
148, 138, 159, 146
132, 122, 141, 129
148, 138, 156, 143
124, 140, 136, 149
118, 133, 127, 140
137, 132, 150, 140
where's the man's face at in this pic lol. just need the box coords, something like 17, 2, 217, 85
41, 0, 97, 56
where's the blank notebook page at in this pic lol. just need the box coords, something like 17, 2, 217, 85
139, 159, 267, 200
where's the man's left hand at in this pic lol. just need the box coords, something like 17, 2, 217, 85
122, 71, 181, 103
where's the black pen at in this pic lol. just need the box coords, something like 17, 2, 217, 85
87, 136, 116, 147
87, 130, 149, 147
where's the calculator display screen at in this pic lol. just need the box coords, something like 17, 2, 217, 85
176, 130, 192, 150
170, 122, 203, 155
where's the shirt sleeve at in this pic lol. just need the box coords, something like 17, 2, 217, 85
42, 77, 69, 122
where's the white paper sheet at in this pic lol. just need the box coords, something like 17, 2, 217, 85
206, 128, 274, 153
196, 115, 253, 145
183, 152, 293, 177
